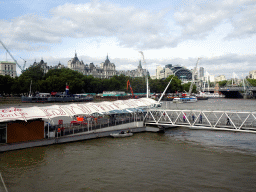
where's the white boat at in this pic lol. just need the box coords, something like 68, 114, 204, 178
110, 131, 133, 138
173, 96, 197, 103
196, 91, 224, 98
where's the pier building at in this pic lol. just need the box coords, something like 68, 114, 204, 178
0, 98, 156, 150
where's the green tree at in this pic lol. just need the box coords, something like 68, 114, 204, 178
41, 68, 85, 93
218, 80, 227, 87
17, 65, 44, 94
165, 75, 182, 93
0, 75, 15, 95
182, 82, 197, 93
247, 79, 256, 87
82, 75, 95, 93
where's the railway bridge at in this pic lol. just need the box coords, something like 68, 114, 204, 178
219, 87, 256, 98
144, 109, 256, 133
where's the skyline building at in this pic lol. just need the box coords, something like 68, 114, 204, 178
117, 60, 149, 78
32, 59, 49, 74
155, 64, 193, 81
68, 53, 116, 79
199, 67, 204, 79
248, 70, 256, 79
0, 61, 16, 78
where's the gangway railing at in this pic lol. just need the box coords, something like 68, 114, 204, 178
144, 109, 256, 133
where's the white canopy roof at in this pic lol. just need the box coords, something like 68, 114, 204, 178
0, 98, 158, 123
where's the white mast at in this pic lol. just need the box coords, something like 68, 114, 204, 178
139, 51, 149, 98
207, 75, 209, 92
29, 80, 32, 97
146, 78, 149, 98
158, 77, 174, 103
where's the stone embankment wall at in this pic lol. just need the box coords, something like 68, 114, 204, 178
0, 97, 21, 104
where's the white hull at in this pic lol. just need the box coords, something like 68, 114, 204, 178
173, 96, 197, 103
196, 92, 224, 98
110, 133, 133, 138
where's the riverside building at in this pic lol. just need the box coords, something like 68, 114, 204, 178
248, 70, 256, 79
68, 53, 116, 79
0, 61, 16, 77
117, 60, 149, 78
155, 64, 192, 81
31, 52, 149, 79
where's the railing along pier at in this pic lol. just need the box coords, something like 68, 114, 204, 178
144, 109, 256, 133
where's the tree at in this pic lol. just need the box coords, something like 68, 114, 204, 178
165, 75, 182, 93
182, 82, 196, 93
0, 75, 15, 95
40, 68, 85, 93
218, 80, 227, 87
17, 65, 44, 94
20, 65, 44, 82
247, 79, 256, 87
82, 75, 95, 93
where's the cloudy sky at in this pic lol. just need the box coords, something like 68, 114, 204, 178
0, 0, 255, 78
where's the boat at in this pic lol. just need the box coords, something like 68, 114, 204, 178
196, 91, 224, 99
110, 131, 133, 138
21, 93, 50, 103
157, 125, 166, 133
173, 96, 197, 103
196, 96, 209, 100
172, 93, 197, 103
21, 86, 94, 103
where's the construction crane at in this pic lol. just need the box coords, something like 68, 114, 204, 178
188, 58, 201, 96
127, 80, 135, 98
0, 39, 24, 73
20, 57, 27, 71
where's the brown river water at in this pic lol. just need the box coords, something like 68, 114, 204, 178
0, 98, 255, 192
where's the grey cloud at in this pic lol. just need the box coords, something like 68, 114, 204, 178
174, 0, 256, 41
1, 1, 256, 52
0, 2, 175, 51
225, 4, 256, 40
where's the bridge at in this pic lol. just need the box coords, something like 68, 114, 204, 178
219, 86, 256, 98
199, 87, 256, 98
144, 109, 256, 133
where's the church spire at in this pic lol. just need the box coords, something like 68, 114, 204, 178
105, 53, 110, 64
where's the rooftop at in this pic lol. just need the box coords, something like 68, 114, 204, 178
0, 61, 16, 64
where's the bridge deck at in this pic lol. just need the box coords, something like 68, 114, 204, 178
144, 109, 256, 133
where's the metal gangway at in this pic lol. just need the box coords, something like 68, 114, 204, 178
144, 109, 256, 133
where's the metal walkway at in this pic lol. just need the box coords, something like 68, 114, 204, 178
144, 109, 256, 133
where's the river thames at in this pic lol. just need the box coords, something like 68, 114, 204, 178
0, 98, 256, 191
